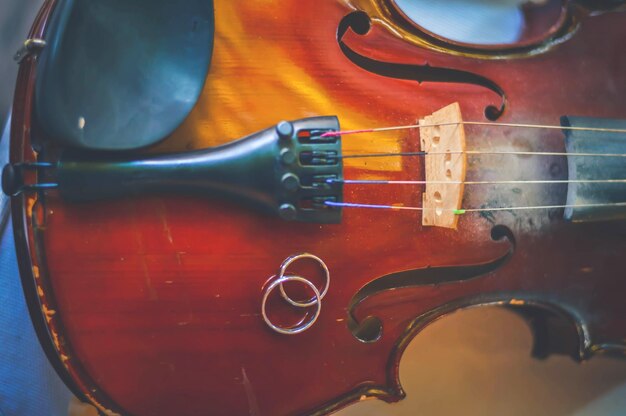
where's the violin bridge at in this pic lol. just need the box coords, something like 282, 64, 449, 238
420, 102, 467, 229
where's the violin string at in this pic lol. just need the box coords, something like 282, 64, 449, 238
325, 121, 626, 212
340, 150, 626, 159
321, 120, 626, 138
331, 179, 626, 185
324, 201, 626, 215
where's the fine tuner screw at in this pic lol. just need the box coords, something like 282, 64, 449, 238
276, 121, 294, 140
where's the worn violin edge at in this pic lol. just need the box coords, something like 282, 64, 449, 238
9, 1, 124, 415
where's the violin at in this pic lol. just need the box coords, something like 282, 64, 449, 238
4, 0, 626, 415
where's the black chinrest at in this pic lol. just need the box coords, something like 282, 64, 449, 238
35, 0, 214, 150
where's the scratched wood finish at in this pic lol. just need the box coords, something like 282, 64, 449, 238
10, 1, 626, 416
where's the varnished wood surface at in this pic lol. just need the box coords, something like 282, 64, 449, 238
10, 1, 626, 415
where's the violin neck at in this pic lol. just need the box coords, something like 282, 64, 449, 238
563, 116, 626, 222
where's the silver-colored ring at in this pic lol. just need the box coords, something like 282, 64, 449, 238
262, 275, 322, 335
278, 253, 330, 308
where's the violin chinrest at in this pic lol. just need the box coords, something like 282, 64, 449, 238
34, 0, 214, 150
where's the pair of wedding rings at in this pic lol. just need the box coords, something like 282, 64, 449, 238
261, 253, 330, 335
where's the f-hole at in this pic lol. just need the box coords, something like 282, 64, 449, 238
337, 11, 507, 120
347, 225, 516, 342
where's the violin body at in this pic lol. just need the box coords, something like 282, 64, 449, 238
8, 1, 626, 415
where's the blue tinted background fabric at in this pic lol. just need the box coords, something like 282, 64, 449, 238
394, 0, 524, 44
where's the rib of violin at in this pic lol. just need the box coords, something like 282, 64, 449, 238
4, 1, 626, 416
